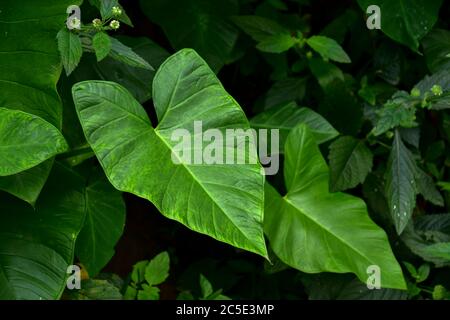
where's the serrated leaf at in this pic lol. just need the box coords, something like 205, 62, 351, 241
99, 0, 118, 20
75, 169, 126, 277
109, 37, 154, 70
306, 36, 351, 63
264, 124, 406, 289
72, 49, 268, 258
250, 102, 339, 152
0, 163, 86, 299
328, 136, 373, 192
372, 92, 418, 136
0, 108, 68, 176
93, 32, 112, 62
137, 285, 160, 300
358, 0, 443, 52
416, 168, 444, 206
145, 252, 170, 286
57, 28, 83, 76
385, 131, 418, 235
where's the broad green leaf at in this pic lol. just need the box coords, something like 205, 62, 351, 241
232, 15, 287, 42
422, 29, 450, 73
75, 169, 126, 277
250, 102, 338, 152
264, 124, 406, 289
72, 49, 267, 257
0, 163, 86, 299
358, 0, 443, 52
93, 32, 112, 62
0, 0, 81, 201
94, 36, 169, 103
385, 131, 418, 235
145, 252, 170, 286
109, 37, 154, 70
57, 28, 83, 76
137, 285, 160, 300
0, 160, 53, 206
306, 36, 351, 63
256, 34, 297, 54
328, 136, 373, 192
0, 108, 68, 176
140, 0, 239, 72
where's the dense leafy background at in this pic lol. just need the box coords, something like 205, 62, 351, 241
0, 0, 449, 300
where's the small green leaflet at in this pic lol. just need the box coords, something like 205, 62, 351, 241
57, 28, 83, 76
93, 32, 112, 62
145, 252, 170, 286
306, 36, 351, 63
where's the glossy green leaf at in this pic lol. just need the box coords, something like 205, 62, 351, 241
385, 131, 418, 235
0, 160, 53, 206
145, 252, 170, 286
0, 108, 68, 176
75, 169, 126, 277
0, 0, 80, 201
306, 36, 351, 63
93, 32, 111, 62
358, 0, 443, 52
72, 49, 267, 258
416, 168, 444, 206
0, 163, 86, 299
264, 124, 405, 289
140, 0, 239, 72
328, 136, 373, 192
57, 28, 83, 76
250, 101, 339, 152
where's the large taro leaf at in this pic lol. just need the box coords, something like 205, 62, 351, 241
75, 168, 126, 277
0, 0, 81, 203
264, 124, 406, 289
0, 163, 86, 299
72, 49, 267, 258
0, 108, 68, 176
358, 0, 443, 52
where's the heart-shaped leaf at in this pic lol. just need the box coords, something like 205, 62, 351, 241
72, 49, 267, 258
